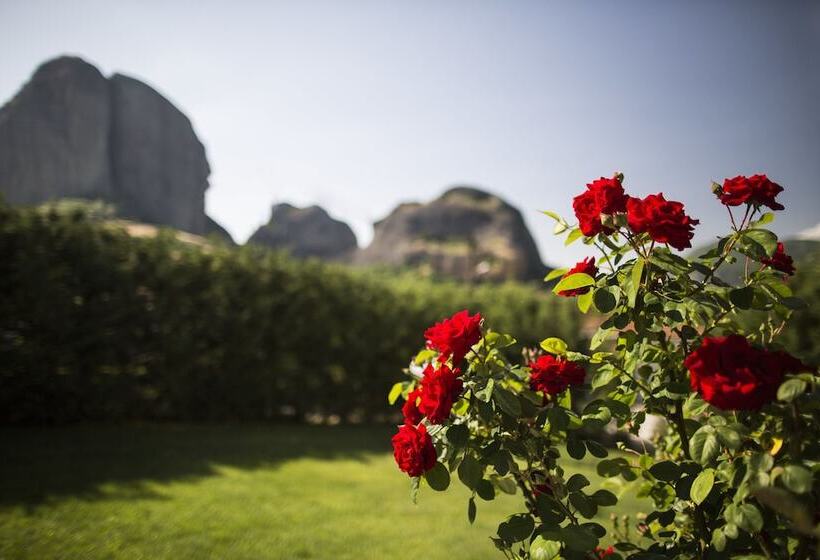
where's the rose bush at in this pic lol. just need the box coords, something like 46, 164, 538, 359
389, 173, 819, 559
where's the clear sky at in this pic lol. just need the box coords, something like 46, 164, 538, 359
2, 0, 819, 266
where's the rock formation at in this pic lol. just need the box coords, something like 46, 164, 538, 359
356, 187, 546, 282
248, 203, 358, 260
0, 56, 230, 240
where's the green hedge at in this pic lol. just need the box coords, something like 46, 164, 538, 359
0, 202, 583, 424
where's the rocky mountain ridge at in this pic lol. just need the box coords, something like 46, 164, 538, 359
1, 56, 548, 281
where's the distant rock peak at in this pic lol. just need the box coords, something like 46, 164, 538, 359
0, 55, 230, 241
249, 202, 358, 261
357, 186, 546, 282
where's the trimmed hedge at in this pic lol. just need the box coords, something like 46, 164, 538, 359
0, 202, 583, 424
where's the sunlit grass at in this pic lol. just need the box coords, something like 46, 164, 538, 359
0, 425, 646, 559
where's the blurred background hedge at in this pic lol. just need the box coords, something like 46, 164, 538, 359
0, 201, 585, 425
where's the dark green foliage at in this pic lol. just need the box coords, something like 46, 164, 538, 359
0, 202, 582, 424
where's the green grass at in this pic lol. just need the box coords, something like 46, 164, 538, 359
0, 425, 646, 559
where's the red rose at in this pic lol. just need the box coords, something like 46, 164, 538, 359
392, 423, 437, 477
594, 546, 615, 559
684, 335, 807, 410
418, 363, 464, 424
533, 482, 554, 497
572, 176, 628, 236
720, 174, 784, 210
402, 389, 423, 425
528, 355, 586, 396
424, 310, 482, 365
557, 257, 597, 297
761, 242, 795, 276
626, 193, 699, 250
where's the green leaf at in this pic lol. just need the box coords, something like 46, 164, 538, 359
558, 388, 572, 409
458, 456, 483, 490
743, 229, 778, 257
493, 387, 522, 418
425, 462, 451, 491
476, 479, 496, 501
591, 366, 619, 390
529, 536, 562, 560
596, 459, 621, 478
498, 514, 534, 543
750, 212, 775, 227
541, 210, 564, 223
493, 475, 517, 495
474, 378, 494, 403
581, 402, 612, 427
535, 494, 567, 525
484, 331, 516, 349
388, 382, 405, 405
553, 273, 595, 295
733, 503, 764, 533
566, 437, 586, 460
712, 528, 727, 551
467, 497, 477, 524
777, 378, 807, 402
781, 465, 813, 494
566, 473, 590, 492
729, 286, 754, 309
447, 424, 469, 447
540, 337, 568, 355
414, 348, 438, 365
683, 393, 710, 417
590, 328, 614, 351
749, 452, 774, 473
689, 426, 720, 465
561, 525, 599, 552
590, 489, 617, 506
568, 492, 597, 518
593, 288, 617, 313
564, 228, 584, 246
649, 461, 681, 482
724, 522, 739, 539
716, 426, 742, 451
690, 469, 714, 505
577, 290, 593, 313
586, 439, 608, 458
628, 258, 645, 307
545, 268, 568, 282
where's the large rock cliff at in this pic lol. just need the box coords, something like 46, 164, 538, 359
356, 187, 546, 282
248, 203, 358, 260
0, 56, 229, 240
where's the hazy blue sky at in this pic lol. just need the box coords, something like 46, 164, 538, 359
2, 0, 819, 266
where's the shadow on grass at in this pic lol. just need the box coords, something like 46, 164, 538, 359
0, 423, 395, 508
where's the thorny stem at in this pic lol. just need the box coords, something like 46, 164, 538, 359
594, 240, 616, 273
512, 470, 539, 517
671, 401, 710, 558
755, 534, 774, 559
665, 331, 710, 557
691, 204, 757, 296
700, 308, 733, 337
621, 228, 647, 259
726, 205, 738, 231
613, 363, 653, 394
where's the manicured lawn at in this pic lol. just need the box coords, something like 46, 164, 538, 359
0, 425, 646, 559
